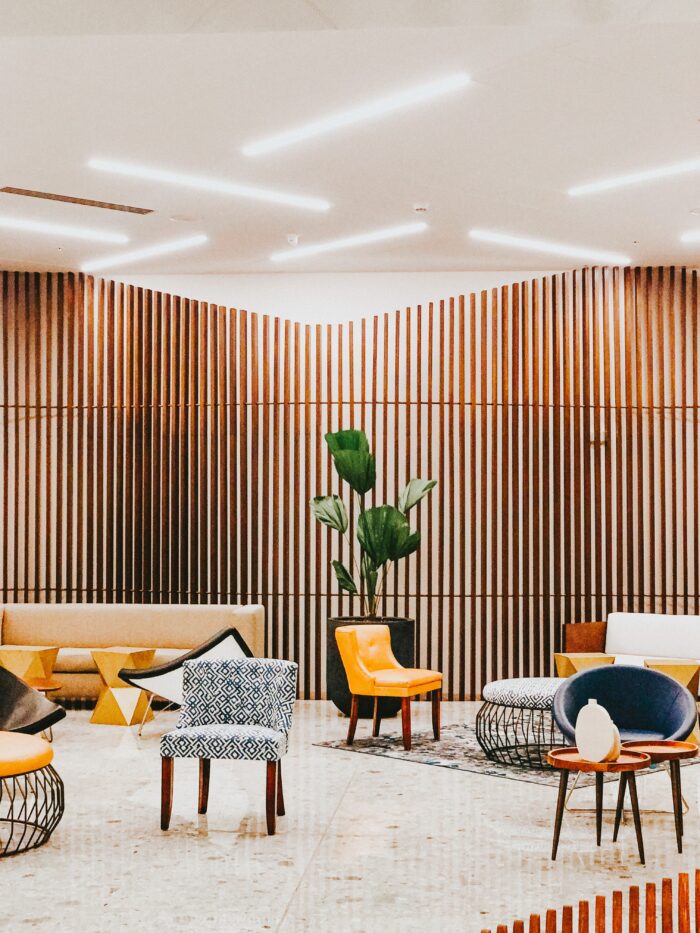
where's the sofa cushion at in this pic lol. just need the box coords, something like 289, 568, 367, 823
605, 612, 700, 661
54, 646, 186, 674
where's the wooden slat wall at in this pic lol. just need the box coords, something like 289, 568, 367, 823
483, 868, 699, 933
1, 266, 699, 699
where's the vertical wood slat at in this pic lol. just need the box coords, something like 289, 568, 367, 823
0, 266, 699, 698
482, 870, 699, 932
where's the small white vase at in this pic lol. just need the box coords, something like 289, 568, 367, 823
575, 699, 619, 762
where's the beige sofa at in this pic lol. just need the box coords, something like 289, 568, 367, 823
0, 603, 265, 700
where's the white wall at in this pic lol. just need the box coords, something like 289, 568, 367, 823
113, 271, 551, 324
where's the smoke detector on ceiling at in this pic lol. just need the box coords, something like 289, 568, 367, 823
287, 233, 300, 245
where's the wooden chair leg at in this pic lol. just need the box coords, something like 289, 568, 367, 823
266, 761, 277, 836
276, 760, 285, 817
347, 695, 359, 745
401, 697, 412, 751
198, 758, 210, 814
161, 756, 173, 831
431, 689, 441, 740
372, 697, 381, 738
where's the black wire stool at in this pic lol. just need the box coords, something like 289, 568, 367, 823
476, 680, 563, 769
0, 762, 65, 857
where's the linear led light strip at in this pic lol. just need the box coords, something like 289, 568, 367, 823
242, 72, 471, 157
81, 233, 208, 273
88, 158, 330, 212
0, 215, 128, 244
270, 222, 428, 262
469, 229, 631, 265
680, 229, 700, 243
568, 158, 700, 197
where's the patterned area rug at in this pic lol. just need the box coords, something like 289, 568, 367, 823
316, 724, 700, 787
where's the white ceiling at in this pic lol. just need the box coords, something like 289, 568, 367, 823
2, 1, 700, 273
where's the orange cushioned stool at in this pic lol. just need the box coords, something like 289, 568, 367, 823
335, 624, 442, 751
0, 731, 64, 857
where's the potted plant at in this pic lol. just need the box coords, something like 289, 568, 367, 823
311, 429, 436, 717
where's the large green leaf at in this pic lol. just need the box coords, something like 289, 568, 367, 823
357, 505, 420, 566
331, 450, 376, 495
325, 430, 375, 494
325, 429, 369, 454
398, 478, 437, 514
332, 560, 357, 595
392, 524, 421, 560
309, 495, 348, 533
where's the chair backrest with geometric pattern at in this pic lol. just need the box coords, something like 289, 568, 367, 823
178, 658, 298, 733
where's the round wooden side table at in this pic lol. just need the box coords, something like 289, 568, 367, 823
547, 747, 650, 864
620, 739, 698, 854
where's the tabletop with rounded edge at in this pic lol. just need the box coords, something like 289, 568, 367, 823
621, 739, 699, 763
547, 746, 650, 772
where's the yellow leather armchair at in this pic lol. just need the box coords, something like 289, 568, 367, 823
335, 624, 442, 750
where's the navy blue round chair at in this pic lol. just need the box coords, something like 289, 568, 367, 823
553, 664, 697, 743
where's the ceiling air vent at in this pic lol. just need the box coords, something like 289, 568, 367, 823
0, 187, 153, 215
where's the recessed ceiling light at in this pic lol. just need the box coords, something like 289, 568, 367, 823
0, 215, 128, 244
81, 233, 208, 273
568, 158, 700, 197
87, 158, 331, 212
680, 229, 700, 243
242, 72, 470, 157
270, 222, 427, 262
469, 229, 631, 265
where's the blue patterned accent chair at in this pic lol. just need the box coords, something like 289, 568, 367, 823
160, 657, 298, 835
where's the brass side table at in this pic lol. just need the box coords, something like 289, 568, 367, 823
91, 646, 156, 726
554, 652, 615, 678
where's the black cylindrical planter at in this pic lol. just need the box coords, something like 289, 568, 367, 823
327, 616, 415, 718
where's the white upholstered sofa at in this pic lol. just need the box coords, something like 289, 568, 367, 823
0, 603, 265, 700
564, 612, 700, 665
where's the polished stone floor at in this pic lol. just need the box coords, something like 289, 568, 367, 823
3, 702, 699, 932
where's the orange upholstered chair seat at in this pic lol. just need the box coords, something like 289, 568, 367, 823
0, 732, 53, 778
335, 624, 442, 750
371, 668, 442, 694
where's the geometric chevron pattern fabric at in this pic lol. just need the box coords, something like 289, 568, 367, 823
161, 722, 287, 760
160, 657, 298, 761
481, 677, 560, 710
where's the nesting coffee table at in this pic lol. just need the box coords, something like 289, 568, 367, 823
618, 739, 698, 854
547, 747, 650, 863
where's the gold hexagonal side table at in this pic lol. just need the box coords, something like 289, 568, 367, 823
554, 652, 615, 678
91, 646, 156, 726
0, 645, 59, 684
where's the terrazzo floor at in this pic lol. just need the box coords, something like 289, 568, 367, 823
3, 701, 700, 932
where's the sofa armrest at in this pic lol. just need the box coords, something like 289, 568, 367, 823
563, 621, 607, 653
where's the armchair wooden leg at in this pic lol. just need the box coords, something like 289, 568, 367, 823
372, 697, 382, 738
198, 758, 210, 814
266, 761, 277, 835
347, 695, 359, 745
276, 760, 285, 817
431, 689, 441, 740
401, 697, 412, 751
161, 756, 173, 831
